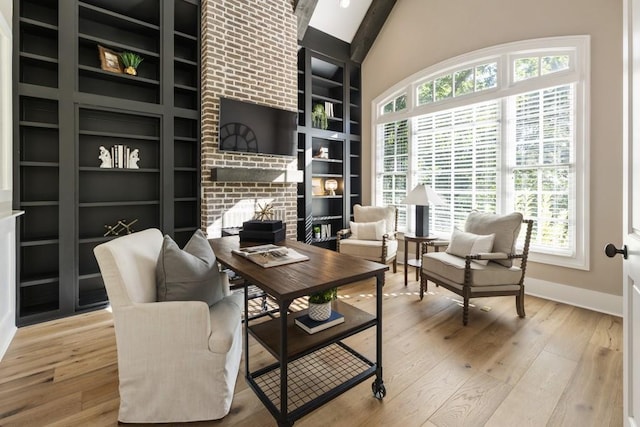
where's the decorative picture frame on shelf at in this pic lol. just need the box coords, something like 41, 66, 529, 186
98, 45, 122, 74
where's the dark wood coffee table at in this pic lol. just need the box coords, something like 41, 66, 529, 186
210, 236, 388, 427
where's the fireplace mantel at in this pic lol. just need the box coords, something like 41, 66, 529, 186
210, 167, 303, 183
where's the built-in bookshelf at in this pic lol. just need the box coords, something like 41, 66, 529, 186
296, 41, 361, 250
13, 0, 201, 325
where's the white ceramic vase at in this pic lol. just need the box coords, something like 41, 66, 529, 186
308, 301, 331, 321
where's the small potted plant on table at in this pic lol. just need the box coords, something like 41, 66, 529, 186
308, 288, 337, 321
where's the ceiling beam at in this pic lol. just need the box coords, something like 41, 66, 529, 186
350, 0, 396, 63
295, 0, 319, 42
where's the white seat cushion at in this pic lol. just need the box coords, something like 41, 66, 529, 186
422, 251, 522, 287
339, 238, 398, 262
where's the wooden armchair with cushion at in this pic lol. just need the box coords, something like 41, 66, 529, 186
336, 204, 398, 272
420, 211, 533, 325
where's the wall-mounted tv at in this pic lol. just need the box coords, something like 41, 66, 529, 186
218, 97, 297, 157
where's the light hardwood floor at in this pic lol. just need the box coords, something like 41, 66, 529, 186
0, 267, 623, 426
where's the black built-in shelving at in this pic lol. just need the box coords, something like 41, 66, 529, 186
297, 30, 362, 250
13, 0, 201, 325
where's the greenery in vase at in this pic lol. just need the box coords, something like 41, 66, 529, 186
311, 104, 328, 130
309, 288, 337, 304
119, 52, 144, 75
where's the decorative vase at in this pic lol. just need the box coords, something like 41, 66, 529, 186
124, 66, 137, 76
308, 301, 331, 321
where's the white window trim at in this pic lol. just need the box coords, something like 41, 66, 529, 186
372, 36, 590, 270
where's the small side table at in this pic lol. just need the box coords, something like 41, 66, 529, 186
404, 234, 438, 287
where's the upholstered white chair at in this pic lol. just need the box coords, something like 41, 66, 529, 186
336, 204, 398, 272
420, 212, 533, 325
93, 228, 242, 423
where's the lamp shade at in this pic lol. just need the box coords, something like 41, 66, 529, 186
401, 184, 444, 206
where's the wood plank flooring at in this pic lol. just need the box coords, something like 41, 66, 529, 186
0, 268, 623, 426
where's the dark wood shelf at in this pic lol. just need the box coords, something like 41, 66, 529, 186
78, 130, 160, 141
20, 275, 59, 287
20, 51, 58, 64
312, 157, 343, 163
78, 200, 160, 208
19, 17, 58, 32
78, 65, 160, 86
174, 30, 197, 41
313, 195, 343, 200
19, 121, 59, 129
311, 93, 343, 104
79, 2, 160, 32
248, 300, 375, 360
174, 57, 198, 67
312, 74, 343, 88
313, 215, 343, 221
79, 167, 160, 173
78, 33, 160, 58
20, 161, 59, 167
20, 239, 60, 247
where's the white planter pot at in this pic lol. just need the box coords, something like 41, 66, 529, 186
308, 301, 331, 321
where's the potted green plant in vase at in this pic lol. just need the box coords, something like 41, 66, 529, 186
311, 104, 328, 130
120, 52, 144, 76
308, 288, 337, 321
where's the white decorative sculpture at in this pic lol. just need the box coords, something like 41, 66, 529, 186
99, 146, 112, 168
128, 149, 140, 169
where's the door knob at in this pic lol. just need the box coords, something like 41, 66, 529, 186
605, 243, 628, 259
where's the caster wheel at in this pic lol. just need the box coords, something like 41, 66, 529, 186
372, 381, 386, 399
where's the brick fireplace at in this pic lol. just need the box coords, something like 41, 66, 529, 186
200, 0, 298, 239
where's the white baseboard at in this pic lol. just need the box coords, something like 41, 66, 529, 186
525, 277, 622, 317
0, 315, 16, 361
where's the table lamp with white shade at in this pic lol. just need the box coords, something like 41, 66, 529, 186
401, 184, 444, 237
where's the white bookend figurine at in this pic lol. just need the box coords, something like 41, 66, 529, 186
99, 146, 112, 168
128, 148, 140, 169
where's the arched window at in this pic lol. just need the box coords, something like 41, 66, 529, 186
373, 36, 590, 269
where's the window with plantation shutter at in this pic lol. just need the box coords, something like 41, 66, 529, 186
374, 36, 589, 269
415, 100, 500, 234
380, 120, 409, 228
509, 84, 574, 255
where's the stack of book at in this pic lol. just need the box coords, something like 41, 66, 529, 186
232, 244, 308, 268
294, 310, 344, 334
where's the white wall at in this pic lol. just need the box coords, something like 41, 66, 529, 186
0, 1, 15, 361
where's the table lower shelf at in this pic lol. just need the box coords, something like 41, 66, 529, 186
248, 342, 376, 420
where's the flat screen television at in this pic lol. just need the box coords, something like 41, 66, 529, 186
218, 97, 297, 157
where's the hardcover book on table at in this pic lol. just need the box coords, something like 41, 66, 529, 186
232, 244, 308, 268
294, 311, 344, 334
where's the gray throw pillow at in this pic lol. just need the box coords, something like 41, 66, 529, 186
156, 229, 223, 305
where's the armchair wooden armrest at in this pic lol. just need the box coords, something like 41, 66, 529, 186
426, 240, 449, 248
336, 228, 351, 241
465, 252, 523, 261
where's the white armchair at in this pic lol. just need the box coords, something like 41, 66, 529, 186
336, 204, 398, 272
93, 228, 242, 423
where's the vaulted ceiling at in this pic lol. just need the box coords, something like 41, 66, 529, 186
294, 0, 396, 63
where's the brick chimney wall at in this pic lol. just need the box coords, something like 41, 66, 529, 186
200, 0, 298, 238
